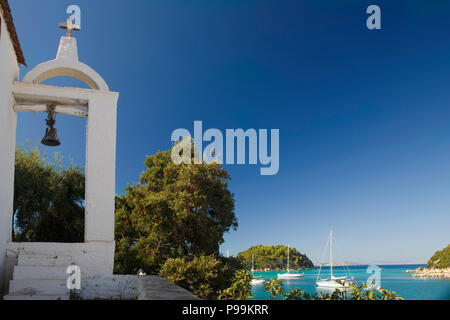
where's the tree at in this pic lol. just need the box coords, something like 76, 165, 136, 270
14, 145, 84, 242
114, 145, 237, 275
237, 245, 314, 270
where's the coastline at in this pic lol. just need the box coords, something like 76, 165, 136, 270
251, 264, 450, 300
405, 267, 450, 279
251, 268, 315, 272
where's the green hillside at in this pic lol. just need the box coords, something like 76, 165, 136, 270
426, 244, 450, 269
237, 245, 314, 270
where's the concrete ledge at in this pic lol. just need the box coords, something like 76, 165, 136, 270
4, 243, 199, 300
3, 273, 199, 300
4, 294, 68, 300
78, 275, 139, 300
137, 276, 200, 300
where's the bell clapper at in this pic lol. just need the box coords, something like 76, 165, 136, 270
41, 105, 61, 147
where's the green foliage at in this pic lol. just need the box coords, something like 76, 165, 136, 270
264, 279, 403, 300
237, 245, 314, 270
426, 245, 450, 269
218, 269, 253, 300
115, 144, 245, 299
159, 255, 251, 300
14, 145, 84, 242
114, 147, 237, 275
264, 279, 285, 300
159, 255, 222, 299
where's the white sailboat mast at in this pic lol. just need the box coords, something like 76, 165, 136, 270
252, 254, 254, 271
330, 230, 333, 278
287, 245, 290, 271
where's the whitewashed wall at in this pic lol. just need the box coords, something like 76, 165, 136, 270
6, 242, 115, 275
0, 7, 20, 293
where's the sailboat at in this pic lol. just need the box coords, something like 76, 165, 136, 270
277, 245, 304, 279
250, 255, 265, 285
316, 230, 353, 288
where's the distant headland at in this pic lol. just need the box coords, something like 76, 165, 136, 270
406, 244, 450, 279
315, 262, 363, 267
237, 245, 314, 271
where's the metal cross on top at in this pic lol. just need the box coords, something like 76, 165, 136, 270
59, 17, 80, 38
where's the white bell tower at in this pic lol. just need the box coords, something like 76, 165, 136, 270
1, 15, 119, 292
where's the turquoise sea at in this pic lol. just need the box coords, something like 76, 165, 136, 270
250, 265, 450, 300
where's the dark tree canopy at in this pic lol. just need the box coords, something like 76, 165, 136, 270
237, 245, 314, 270
114, 147, 237, 274
159, 255, 250, 300
14, 145, 85, 242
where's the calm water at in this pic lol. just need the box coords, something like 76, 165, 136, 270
250, 265, 450, 300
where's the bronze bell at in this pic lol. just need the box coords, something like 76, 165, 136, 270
41, 106, 61, 147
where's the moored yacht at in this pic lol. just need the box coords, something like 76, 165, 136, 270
251, 254, 265, 285
277, 245, 304, 279
316, 230, 354, 288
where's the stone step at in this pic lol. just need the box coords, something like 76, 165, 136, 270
18, 254, 72, 267
13, 266, 68, 280
3, 293, 68, 300
9, 279, 68, 295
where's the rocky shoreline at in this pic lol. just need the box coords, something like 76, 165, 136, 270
405, 267, 450, 279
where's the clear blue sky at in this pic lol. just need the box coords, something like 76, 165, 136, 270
11, 0, 450, 264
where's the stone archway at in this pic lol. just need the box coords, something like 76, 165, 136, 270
22, 35, 109, 91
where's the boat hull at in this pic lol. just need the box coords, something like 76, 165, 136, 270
316, 280, 352, 288
277, 273, 304, 279
251, 279, 265, 285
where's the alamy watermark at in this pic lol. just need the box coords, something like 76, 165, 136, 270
366, 5, 381, 30
66, 265, 81, 290
366, 265, 382, 289
171, 121, 279, 176
66, 5, 81, 28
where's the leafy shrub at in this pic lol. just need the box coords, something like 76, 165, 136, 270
159, 255, 251, 300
